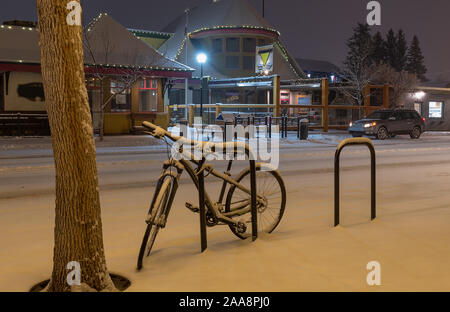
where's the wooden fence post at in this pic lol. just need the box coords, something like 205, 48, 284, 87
322, 78, 329, 132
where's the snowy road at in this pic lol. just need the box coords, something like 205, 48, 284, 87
1, 133, 450, 291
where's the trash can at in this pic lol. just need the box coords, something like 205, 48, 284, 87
300, 119, 309, 140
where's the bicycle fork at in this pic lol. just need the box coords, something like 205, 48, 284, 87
146, 161, 183, 229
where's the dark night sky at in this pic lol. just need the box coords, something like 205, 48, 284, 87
1, 0, 449, 81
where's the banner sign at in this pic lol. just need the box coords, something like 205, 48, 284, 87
256, 44, 274, 75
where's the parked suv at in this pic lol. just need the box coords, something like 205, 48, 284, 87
348, 109, 426, 140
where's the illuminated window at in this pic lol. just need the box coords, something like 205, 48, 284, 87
110, 81, 131, 112
429, 101, 443, 118
226, 38, 240, 52
139, 79, 158, 112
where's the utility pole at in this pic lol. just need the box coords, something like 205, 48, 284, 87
184, 8, 190, 122
262, 0, 265, 18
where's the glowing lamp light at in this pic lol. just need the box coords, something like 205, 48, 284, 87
414, 91, 426, 100
196, 53, 207, 64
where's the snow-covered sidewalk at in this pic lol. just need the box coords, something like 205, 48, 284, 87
2, 149, 450, 291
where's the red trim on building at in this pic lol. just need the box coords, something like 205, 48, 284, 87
84, 66, 192, 78
0, 63, 192, 79
0, 63, 41, 73
190, 28, 279, 40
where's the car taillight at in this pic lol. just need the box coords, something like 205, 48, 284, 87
422, 118, 426, 122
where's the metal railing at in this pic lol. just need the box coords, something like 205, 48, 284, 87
234, 115, 310, 140
0, 113, 50, 136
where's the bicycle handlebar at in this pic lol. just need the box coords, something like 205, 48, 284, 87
142, 121, 256, 159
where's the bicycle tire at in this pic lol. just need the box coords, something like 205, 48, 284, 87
225, 164, 287, 240
137, 177, 173, 270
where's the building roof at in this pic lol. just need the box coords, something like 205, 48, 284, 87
295, 58, 341, 74
159, 0, 278, 60
159, 0, 305, 80
419, 81, 450, 89
0, 24, 40, 64
84, 14, 193, 72
128, 29, 173, 50
0, 14, 193, 74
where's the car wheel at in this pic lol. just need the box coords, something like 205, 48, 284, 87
376, 127, 389, 140
410, 126, 422, 139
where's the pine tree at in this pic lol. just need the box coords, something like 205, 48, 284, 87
343, 23, 374, 108
406, 35, 428, 82
385, 29, 397, 69
395, 30, 408, 71
371, 31, 386, 64
344, 23, 374, 71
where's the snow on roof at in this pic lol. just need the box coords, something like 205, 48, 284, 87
419, 81, 450, 89
84, 13, 193, 72
157, 0, 305, 80
0, 14, 193, 73
128, 29, 173, 39
295, 58, 341, 74
0, 24, 40, 64
159, 0, 277, 60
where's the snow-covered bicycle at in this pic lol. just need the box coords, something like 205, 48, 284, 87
137, 121, 286, 270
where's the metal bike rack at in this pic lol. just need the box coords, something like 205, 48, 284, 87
197, 144, 258, 252
334, 138, 376, 227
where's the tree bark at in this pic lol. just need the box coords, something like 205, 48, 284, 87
36, 0, 114, 292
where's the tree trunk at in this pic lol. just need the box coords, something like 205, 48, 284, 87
36, 0, 115, 292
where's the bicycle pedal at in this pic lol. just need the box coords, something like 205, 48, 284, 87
185, 202, 200, 213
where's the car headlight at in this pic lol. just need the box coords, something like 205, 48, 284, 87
349, 122, 353, 127
364, 122, 377, 128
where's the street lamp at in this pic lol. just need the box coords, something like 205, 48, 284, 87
196, 53, 207, 119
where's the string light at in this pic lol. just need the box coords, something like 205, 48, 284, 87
83, 13, 193, 73
189, 25, 280, 37
172, 26, 304, 79
0, 24, 37, 31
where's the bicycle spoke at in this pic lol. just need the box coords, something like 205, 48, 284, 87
226, 168, 285, 235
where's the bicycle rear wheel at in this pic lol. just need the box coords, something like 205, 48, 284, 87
225, 164, 286, 239
137, 177, 173, 270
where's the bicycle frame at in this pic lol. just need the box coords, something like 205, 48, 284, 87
160, 149, 259, 229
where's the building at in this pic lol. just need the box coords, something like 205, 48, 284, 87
405, 82, 450, 131
295, 58, 341, 82
0, 14, 193, 135
152, 0, 305, 109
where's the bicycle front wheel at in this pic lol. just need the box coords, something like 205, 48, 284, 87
225, 165, 286, 239
137, 177, 173, 270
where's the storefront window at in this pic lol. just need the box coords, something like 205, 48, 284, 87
139, 79, 158, 112
429, 101, 443, 118
225, 90, 240, 104
111, 81, 131, 112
